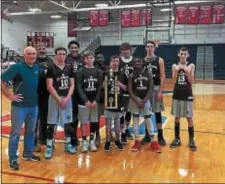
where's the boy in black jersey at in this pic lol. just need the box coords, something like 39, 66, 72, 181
34, 42, 53, 152
104, 55, 126, 152
119, 42, 136, 143
128, 58, 161, 153
142, 41, 166, 147
170, 47, 197, 151
65, 40, 84, 147
45, 47, 75, 159
76, 51, 103, 153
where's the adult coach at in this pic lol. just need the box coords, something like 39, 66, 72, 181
142, 41, 166, 146
1, 46, 41, 170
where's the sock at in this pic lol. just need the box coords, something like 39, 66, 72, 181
47, 139, 53, 147
175, 123, 180, 139
145, 126, 150, 138
65, 137, 71, 144
158, 129, 163, 138
188, 126, 194, 140
71, 136, 76, 146
96, 122, 100, 136
82, 136, 86, 141
90, 122, 98, 140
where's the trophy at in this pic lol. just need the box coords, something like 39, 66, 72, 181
104, 68, 118, 109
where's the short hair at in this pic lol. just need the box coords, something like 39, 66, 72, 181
24, 46, 36, 55
55, 47, 67, 55
110, 55, 119, 61
120, 42, 131, 51
95, 52, 103, 56
68, 40, 80, 49
179, 47, 189, 52
145, 40, 156, 47
36, 42, 46, 48
133, 57, 141, 64
83, 50, 95, 58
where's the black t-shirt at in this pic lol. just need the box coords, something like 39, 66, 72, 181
104, 70, 125, 112
76, 67, 103, 105
131, 71, 151, 99
65, 54, 84, 74
143, 56, 161, 86
37, 56, 53, 100
46, 63, 73, 97
172, 63, 194, 101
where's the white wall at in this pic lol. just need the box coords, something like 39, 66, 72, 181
1, 16, 37, 53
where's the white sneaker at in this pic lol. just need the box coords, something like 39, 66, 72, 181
89, 140, 97, 152
82, 140, 88, 153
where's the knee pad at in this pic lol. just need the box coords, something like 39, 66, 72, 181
144, 114, 151, 119
120, 116, 125, 125
155, 112, 162, 124
125, 111, 131, 122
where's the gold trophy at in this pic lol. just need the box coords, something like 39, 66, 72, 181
104, 68, 118, 109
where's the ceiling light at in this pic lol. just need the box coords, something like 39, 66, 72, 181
95, 3, 108, 8
50, 15, 61, 19
28, 8, 42, 12
160, 8, 172, 12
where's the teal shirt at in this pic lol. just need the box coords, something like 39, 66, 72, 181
1, 61, 40, 107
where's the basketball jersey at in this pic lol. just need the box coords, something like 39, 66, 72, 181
46, 63, 73, 97
132, 71, 150, 99
105, 70, 124, 112
78, 67, 101, 104
143, 56, 161, 86
172, 63, 193, 101
119, 56, 136, 86
65, 54, 83, 74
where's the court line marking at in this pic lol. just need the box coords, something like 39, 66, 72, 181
2, 171, 56, 183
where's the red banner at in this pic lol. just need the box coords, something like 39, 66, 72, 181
187, 6, 199, 24
121, 10, 131, 27
99, 10, 109, 26
131, 9, 140, 27
68, 13, 77, 37
175, 6, 187, 24
199, 5, 212, 24
89, 11, 99, 26
141, 9, 152, 26
212, 4, 225, 24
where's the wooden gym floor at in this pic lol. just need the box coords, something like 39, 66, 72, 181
1, 82, 225, 183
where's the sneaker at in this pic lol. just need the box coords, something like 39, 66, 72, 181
22, 154, 41, 161
158, 136, 166, 146
33, 144, 42, 152
140, 136, 151, 145
125, 129, 133, 140
170, 138, 181, 148
65, 143, 76, 154
82, 140, 89, 153
189, 139, 197, 151
45, 146, 53, 159
9, 160, 19, 170
115, 140, 123, 150
131, 140, 141, 152
104, 141, 111, 152
89, 140, 97, 152
95, 134, 101, 147
121, 133, 128, 145
150, 141, 162, 153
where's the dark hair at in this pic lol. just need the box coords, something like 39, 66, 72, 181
120, 42, 131, 51
68, 40, 80, 49
179, 47, 189, 52
55, 47, 67, 55
110, 55, 119, 61
133, 57, 141, 64
95, 52, 103, 56
83, 50, 94, 58
145, 40, 156, 47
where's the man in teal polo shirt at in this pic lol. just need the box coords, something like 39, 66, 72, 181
1, 46, 41, 170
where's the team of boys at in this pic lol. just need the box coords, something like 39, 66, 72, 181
1, 40, 197, 171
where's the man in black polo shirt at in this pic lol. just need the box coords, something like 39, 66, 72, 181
1, 46, 41, 170
44, 47, 75, 159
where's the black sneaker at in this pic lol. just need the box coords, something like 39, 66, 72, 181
170, 138, 181, 148
22, 154, 41, 161
121, 133, 128, 145
9, 160, 19, 170
141, 136, 151, 145
158, 136, 166, 146
115, 141, 123, 150
104, 141, 111, 152
189, 139, 197, 151
125, 129, 133, 140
